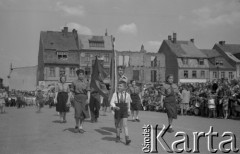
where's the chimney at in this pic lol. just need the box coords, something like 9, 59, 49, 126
105, 29, 108, 36
168, 35, 172, 41
62, 27, 68, 33
219, 41, 225, 45
190, 38, 194, 43
172, 33, 177, 43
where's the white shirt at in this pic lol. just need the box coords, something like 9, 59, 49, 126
110, 91, 132, 108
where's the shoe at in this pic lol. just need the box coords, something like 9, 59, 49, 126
135, 119, 140, 122
74, 127, 80, 133
116, 136, 120, 143
126, 139, 131, 145
95, 118, 98, 122
62, 120, 67, 123
79, 128, 85, 133
167, 128, 174, 133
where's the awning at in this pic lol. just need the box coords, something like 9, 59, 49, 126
179, 79, 207, 83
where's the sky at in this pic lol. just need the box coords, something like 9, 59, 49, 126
0, 0, 240, 85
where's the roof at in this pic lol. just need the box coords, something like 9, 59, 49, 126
164, 40, 207, 58
40, 31, 78, 51
215, 44, 240, 63
219, 44, 240, 55
207, 58, 235, 70
78, 35, 113, 51
201, 49, 220, 58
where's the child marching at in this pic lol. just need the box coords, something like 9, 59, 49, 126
110, 80, 132, 145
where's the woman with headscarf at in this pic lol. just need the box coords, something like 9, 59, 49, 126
160, 74, 182, 133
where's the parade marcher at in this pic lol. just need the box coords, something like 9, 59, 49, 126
102, 84, 110, 116
89, 89, 101, 123
110, 80, 132, 145
72, 69, 90, 133
48, 89, 55, 108
0, 88, 8, 114
54, 75, 71, 123
129, 80, 142, 122
35, 88, 45, 113
160, 74, 182, 133
180, 85, 190, 115
117, 66, 128, 83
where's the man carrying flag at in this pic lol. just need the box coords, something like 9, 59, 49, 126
90, 57, 109, 122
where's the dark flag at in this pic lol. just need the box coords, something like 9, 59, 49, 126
108, 51, 116, 102
90, 57, 109, 98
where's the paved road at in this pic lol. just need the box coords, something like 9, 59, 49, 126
0, 106, 239, 154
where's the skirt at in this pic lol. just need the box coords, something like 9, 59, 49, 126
74, 94, 90, 119
164, 96, 177, 119
130, 94, 142, 111
56, 92, 69, 112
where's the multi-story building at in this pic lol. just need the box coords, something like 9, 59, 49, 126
117, 45, 165, 85
158, 33, 209, 83
201, 49, 236, 81
213, 41, 240, 79
78, 33, 114, 80
37, 27, 80, 86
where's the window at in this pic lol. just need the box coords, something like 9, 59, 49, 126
133, 70, 140, 81
124, 56, 130, 67
69, 67, 76, 77
89, 41, 104, 48
59, 67, 65, 76
201, 71, 205, 78
104, 54, 110, 63
183, 58, 188, 65
151, 56, 157, 67
199, 59, 204, 65
49, 67, 55, 77
151, 70, 157, 82
118, 55, 129, 67
213, 72, 217, 78
221, 72, 225, 78
229, 72, 233, 79
57, 52, 68, 60
219, 60, 223, 66
118, 55, 123, 66
184, 70, 188, 78
215, 60, 219, 65
192, 70, 197, 78
85, 53, 91, 62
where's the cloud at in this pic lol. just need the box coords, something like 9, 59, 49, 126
65, 23, 92, 35
147, 41, 162, 52
56, 2, 85, 17
118, 23, 138, 34
193, 0, 240, 27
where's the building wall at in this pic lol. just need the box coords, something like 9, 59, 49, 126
116, 51, 165, 84
9, 66, 38, 91
209, 70, 236, 82
158, 41, 178, 83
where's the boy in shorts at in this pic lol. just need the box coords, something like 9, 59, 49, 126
110, 81, 132, 145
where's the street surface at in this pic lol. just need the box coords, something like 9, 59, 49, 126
0, 106, 239, 154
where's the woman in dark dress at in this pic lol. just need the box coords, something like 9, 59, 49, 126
54, 75, 70, 123
129, 80, 142, 122
161, 74, 182, 133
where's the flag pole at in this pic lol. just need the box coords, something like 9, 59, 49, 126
113, 37, 117, 93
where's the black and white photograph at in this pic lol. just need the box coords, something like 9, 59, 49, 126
0, 0, 240, 153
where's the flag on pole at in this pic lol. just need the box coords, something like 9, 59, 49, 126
90, 56, 109, 98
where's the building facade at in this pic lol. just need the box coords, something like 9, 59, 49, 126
78, 33, 114, 80
201, 49, 236, 82
158, 33, 209, 83
213, 41, 240, 79
117, 45, 165, 85
38, 27, 80, 86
